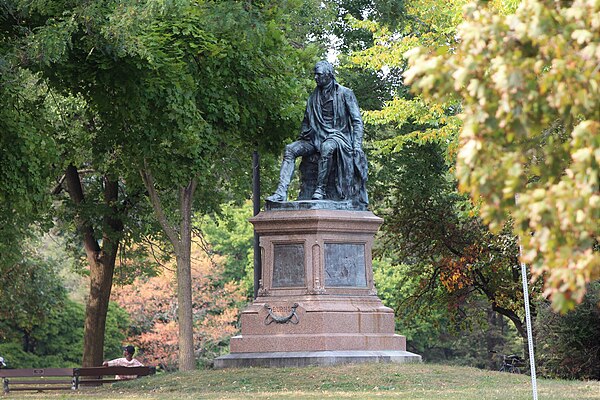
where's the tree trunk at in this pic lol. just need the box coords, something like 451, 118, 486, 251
175, 180, 196, 371
141, 168, 197, 371
65, 166, 123, 367
485, 308, 498, 369
82, 256, 116, 366
175, 238, 195, 370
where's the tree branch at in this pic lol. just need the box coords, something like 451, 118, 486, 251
52, 169, 95, 195
102, 176, 124, 257
64, 164, 101, 262
492, 303, 526, 339
140, 165, 180, 249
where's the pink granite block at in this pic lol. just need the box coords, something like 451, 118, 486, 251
230, 333, 406, 353
231, 209, 410, 356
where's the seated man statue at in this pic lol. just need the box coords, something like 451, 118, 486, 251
266, 60, 368, 207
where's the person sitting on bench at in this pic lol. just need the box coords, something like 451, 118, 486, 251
102, 345, 143, 380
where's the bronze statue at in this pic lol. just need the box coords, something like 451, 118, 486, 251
267, 61, 368, 208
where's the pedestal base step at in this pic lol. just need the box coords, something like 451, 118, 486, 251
213, 350, 422, 369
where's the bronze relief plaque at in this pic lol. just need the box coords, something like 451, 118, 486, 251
272, 244, 305, 287
324, 243, 366, 287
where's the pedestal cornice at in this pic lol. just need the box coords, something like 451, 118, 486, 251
250, 209, 383, 235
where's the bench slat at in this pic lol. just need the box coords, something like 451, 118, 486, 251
75, 366, 155, 376
0, 368, 73, 378
8, 386, 72, 391
2, 366, 155, 393
7, 380, 73, 385
79, 379, 121, 384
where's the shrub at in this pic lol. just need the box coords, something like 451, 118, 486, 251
111, 248, 245, 370
535, 281, 600, 380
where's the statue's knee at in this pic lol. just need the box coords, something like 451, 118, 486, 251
284, 144, 297, 159
320, 142, 336, 158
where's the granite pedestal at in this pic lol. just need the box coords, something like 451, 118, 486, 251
214, 203, 421, 368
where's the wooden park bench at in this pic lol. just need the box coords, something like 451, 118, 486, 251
75, 366, 155, 387
1, 368, 75, 394
1, 366, 155, 394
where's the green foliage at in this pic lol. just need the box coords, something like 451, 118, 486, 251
324, 0, 408, 53
369, 139, 531, 340
0, 232, 129, 367
0, 295, 83, 369
373, 257, 522, 367
535, 281, 600, 380
336, 61, 396, 112
373, 259, 453, 357
104, 302, 131, 360
26, 298, 85, 366
0, 343, 51, 369
13, 0, 317, 237
370, 142, 458, 259
0, 249, 66, 340
345, 0, 466, 145
404, 0, 600, 312
62, 0, 315, 201
198, 201, 255, 297
8, 0, 316, 233
0, 297, 129, 368
0, 64, 60, 268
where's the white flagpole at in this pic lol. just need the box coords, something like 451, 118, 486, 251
515, 194, 538, 400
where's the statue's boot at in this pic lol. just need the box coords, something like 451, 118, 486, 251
312, 156, 331, 200
266, 158, 295, 202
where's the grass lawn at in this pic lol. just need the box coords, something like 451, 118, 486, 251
6, 362, 599, 400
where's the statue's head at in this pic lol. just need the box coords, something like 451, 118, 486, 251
314, 60, 334, 88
